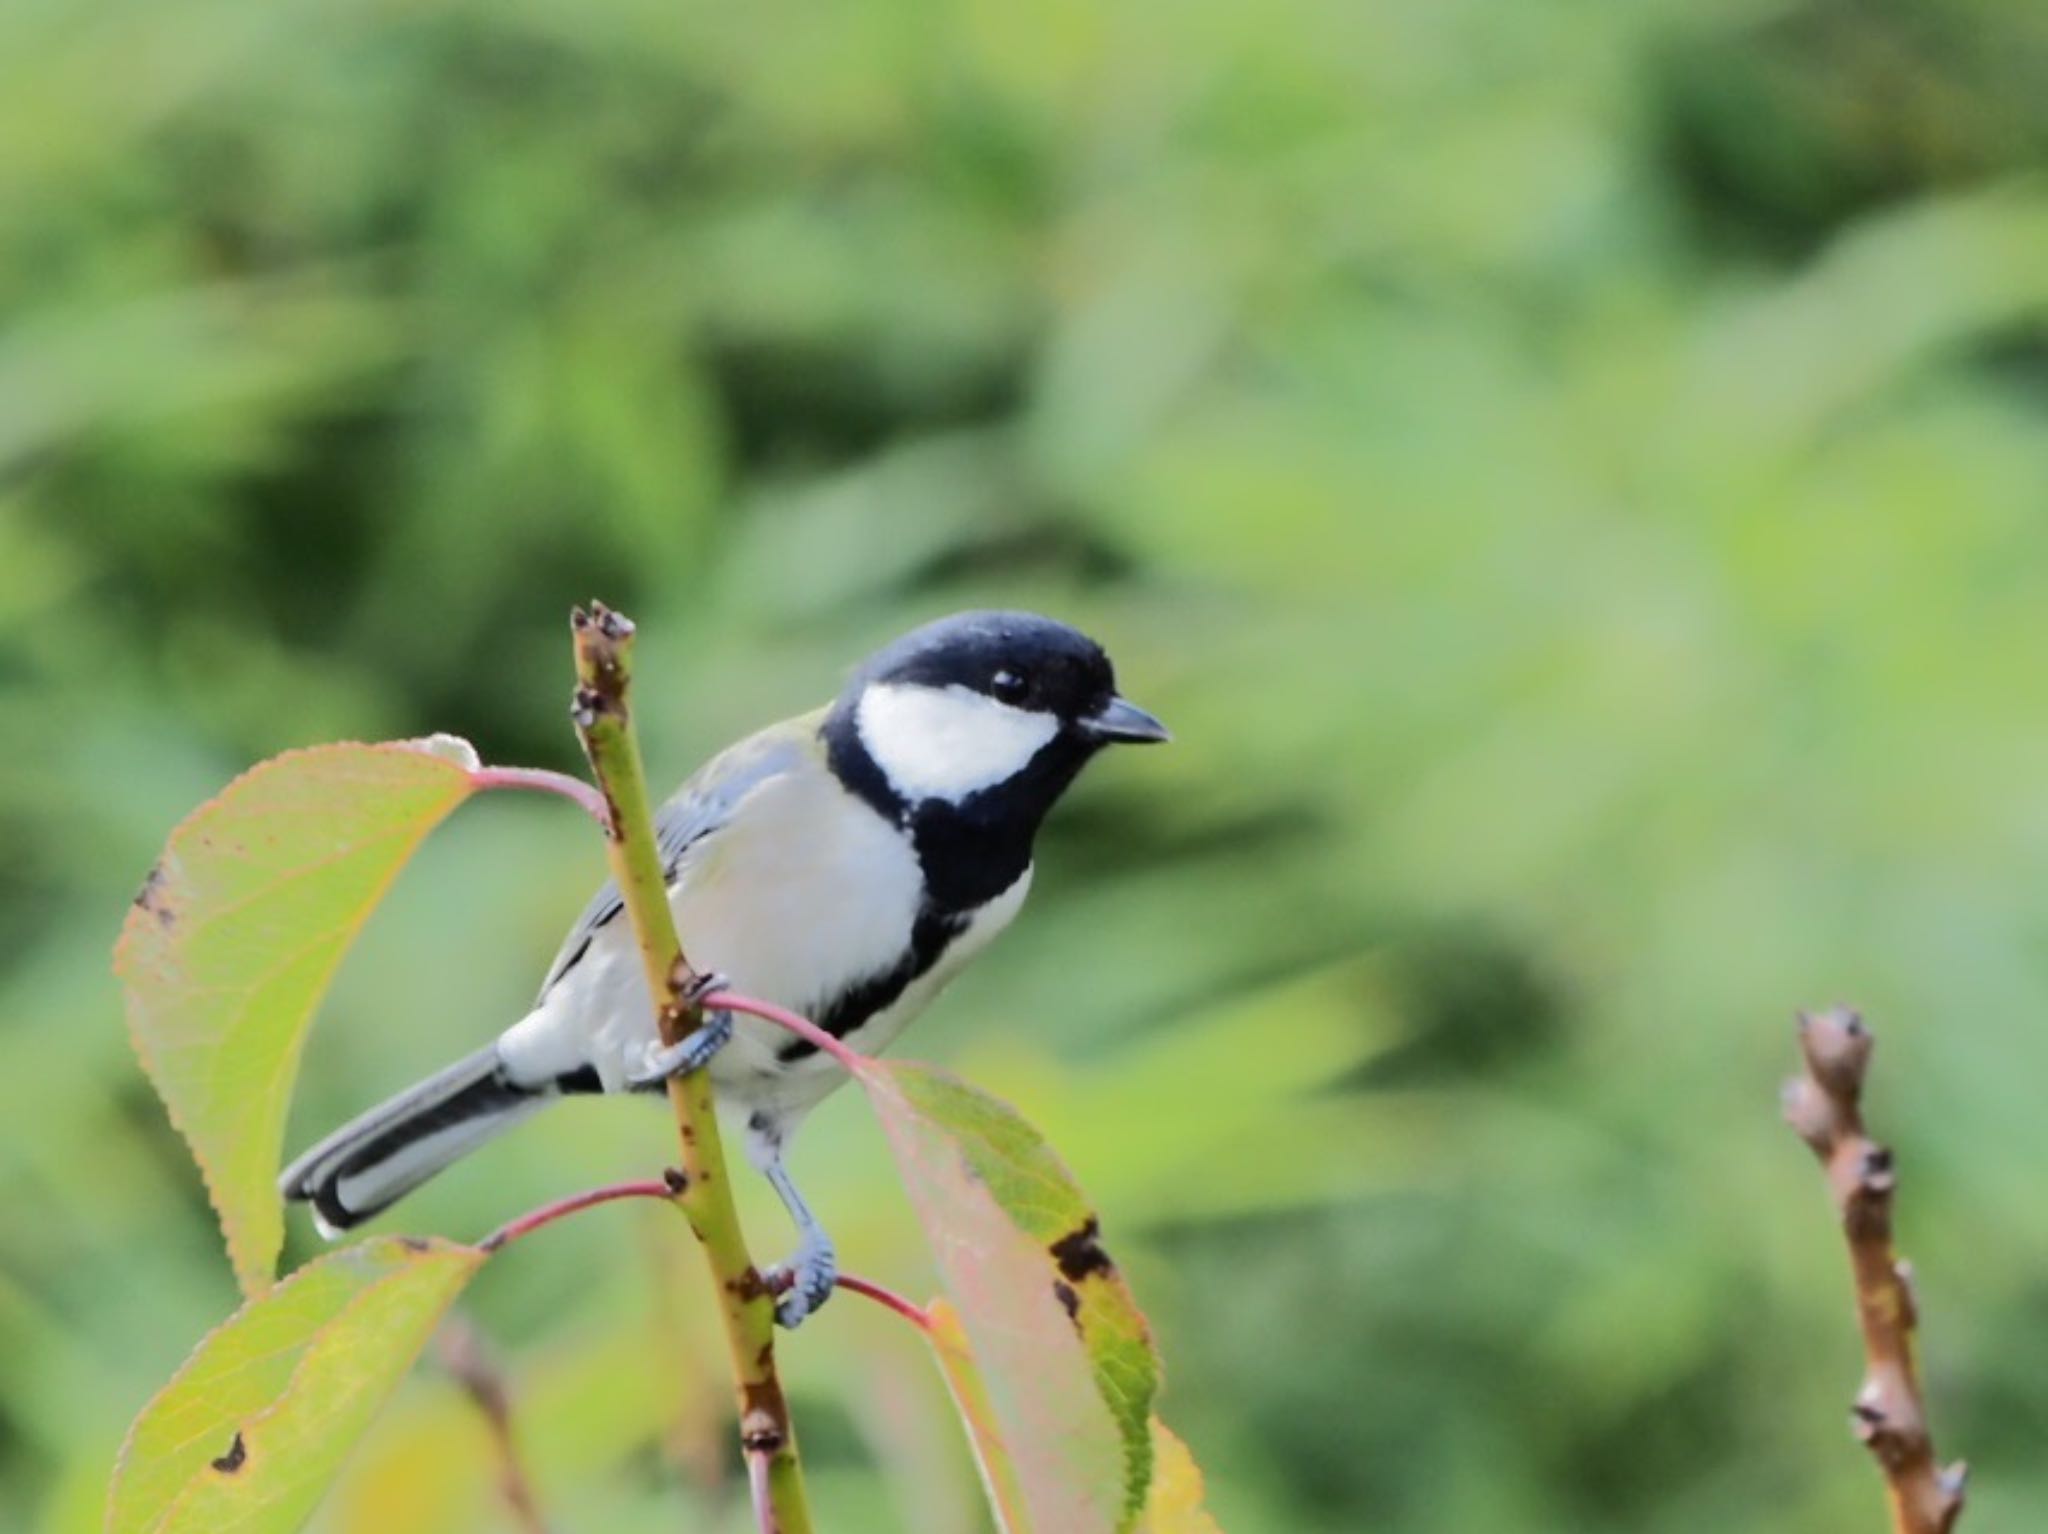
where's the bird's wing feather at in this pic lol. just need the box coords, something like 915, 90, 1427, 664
535, 712, 827, 999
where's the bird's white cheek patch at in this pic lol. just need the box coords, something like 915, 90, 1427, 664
857, 682, 1059, 803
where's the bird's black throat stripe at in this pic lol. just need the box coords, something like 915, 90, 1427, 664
775, 907, 970, 1064
774, 705, 1096, 1067
821, 703, 1091, 910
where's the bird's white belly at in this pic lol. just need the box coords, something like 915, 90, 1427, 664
499, 771, 1031, 1127
742, 862, 1033, 1119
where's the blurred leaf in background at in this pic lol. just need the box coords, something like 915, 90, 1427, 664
2, 0, 2046, 1529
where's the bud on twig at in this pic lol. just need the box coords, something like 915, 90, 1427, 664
1783, 1008, 1963, 1534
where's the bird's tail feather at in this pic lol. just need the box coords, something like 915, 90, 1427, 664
279, 1045, 549, 1236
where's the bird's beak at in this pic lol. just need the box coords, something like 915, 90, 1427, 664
1080, 695, 1171, 744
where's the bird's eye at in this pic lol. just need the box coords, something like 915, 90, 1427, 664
990, 669, 1029, 703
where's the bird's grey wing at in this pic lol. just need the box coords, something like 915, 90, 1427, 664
534, 716, 823, 1000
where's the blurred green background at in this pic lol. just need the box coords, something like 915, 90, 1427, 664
4, 0, 2048, 1528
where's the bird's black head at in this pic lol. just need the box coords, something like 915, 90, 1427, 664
823, 610, 1167, 909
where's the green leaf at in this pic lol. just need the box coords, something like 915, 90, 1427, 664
107, 1236, 487, 1534
858, 1060, 1161, 1533
116, 741, 482, 1294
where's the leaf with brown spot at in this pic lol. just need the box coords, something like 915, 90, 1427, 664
854, 1060, 1161, 1532
1051, 1217, 1116, 1284
108, 1237, 485, 1534
115, 742, 485, 1293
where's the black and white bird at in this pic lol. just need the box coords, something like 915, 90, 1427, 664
280, 611, 1167, 1325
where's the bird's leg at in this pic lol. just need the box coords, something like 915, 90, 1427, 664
627, 973, 734, 1086
758, 1141, 837, 1329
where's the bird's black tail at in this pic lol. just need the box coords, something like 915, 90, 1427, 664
279, 1045, 549, 1235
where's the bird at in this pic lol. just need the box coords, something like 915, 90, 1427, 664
279, 610, 1168, 1326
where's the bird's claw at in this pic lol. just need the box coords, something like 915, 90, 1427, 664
627, 1010, 734, 1087
767, 1235, 838, 1330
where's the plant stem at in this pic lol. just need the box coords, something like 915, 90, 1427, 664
835, 1274, 933, 1332
704, 989, 866, 1071
467, 764, 614, 829
475, 1171, 934, 1331
439, 1316, 552, 1534
746, 1446, 782, 1534
567, 601, 813, 1534
480, 1177, 681, 1252
1783, 1006, 1966, 1534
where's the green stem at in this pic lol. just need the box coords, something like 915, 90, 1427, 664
567, 602, 813, 1534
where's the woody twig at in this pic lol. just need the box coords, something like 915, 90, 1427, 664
1782, 1007, 1965, 1534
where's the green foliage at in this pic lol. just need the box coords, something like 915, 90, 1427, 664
3, 0, 2047, 1528
108, 696, 1198, 1530
107, 1238, 485, 1534
863, 1061, 1160, 1529
115, 743, 481, 1294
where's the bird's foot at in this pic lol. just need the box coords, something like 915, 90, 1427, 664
628, 1009, 734, 1086
766, 1230, 838, 1330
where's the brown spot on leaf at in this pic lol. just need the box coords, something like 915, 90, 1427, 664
1053, 1279, 1081, 1328
211, 1430, 247, 1474
133, 864, 175, 929
1049, 1216, 1115, 1284
397, 1236, 429, 1253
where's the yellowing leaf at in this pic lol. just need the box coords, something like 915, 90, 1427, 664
923, 1303, 1223, 1534
926, 1297, 1033, 1533
116, 743, 481, 1294
858, 1060, 1161, 1533
1137, 1420, 1222, 1534
108, 1237, 486, 1534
